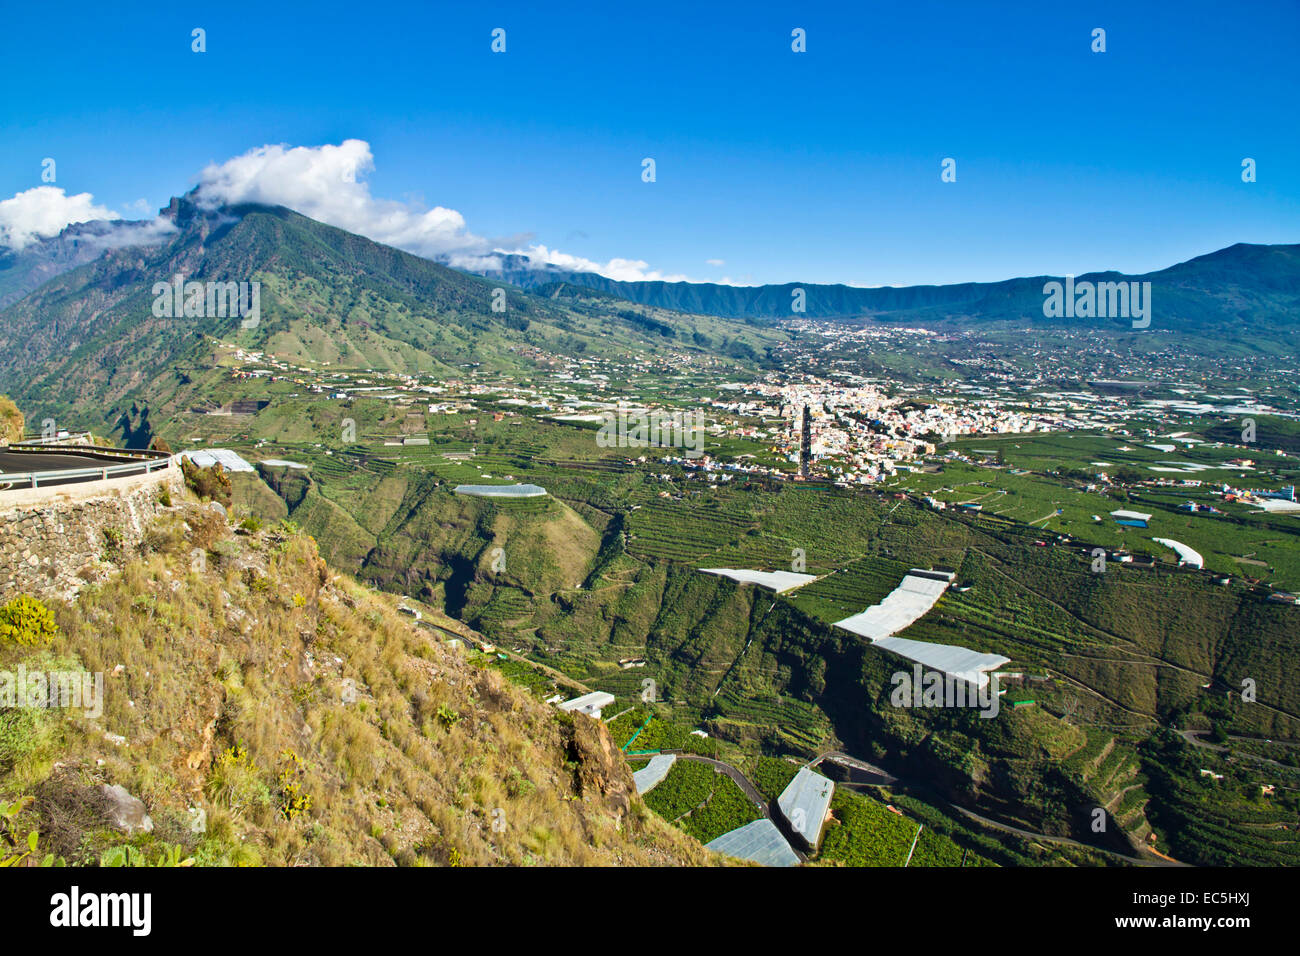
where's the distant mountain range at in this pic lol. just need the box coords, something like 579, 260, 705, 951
6, 199, 1298, 341
0, 217, 178, 310
0, 195, 778, 429
475, 243, 1300, 337
5, 195, 1297, 345
2, 193, 1296, 435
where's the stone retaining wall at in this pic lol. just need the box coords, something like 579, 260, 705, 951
0, 468, 183, 604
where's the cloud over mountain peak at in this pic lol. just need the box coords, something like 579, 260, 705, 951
1, 140, 706, 283
0, 186, 120, 250
192, 139, 697, 282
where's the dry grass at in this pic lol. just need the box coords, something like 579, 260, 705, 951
0, 498, 716, 867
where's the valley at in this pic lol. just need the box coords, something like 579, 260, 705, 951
3, 200, 1298, 870
131, 350, 1300, 866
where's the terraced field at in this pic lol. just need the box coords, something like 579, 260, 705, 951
641, 760, 761, 844
1141, 731, 1300, 866
218, 409, 1300, 866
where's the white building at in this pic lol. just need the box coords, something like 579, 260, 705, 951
557, 692, 616, 719
778, 767, 835, 849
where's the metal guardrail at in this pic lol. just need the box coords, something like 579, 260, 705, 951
0, 439, 174, 491
9, 443, 172, 462
15, 431, 95, 446
0, 458, 174, 490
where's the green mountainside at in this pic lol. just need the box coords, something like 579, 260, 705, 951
0, 196, 781, 438
200, 407, 1300, 867
480, 243, 1300, 339
4, 201, 1298, 868
0, 495, 714, 867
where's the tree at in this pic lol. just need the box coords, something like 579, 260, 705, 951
0, 395, 23, 444
180, 458, 233, 507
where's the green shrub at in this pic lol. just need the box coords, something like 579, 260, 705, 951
100, 842, 193, 867
0, 796, 37, 867
206, 744, 270, 815
0, 706, 52, 779
180, 458, 232, 507
0, 395, 22, 445
101, 527, 125, 561
436, 704, 461, 730
277, 749, 312, 822
0, 795, 63, 867
0, 596, 59, 648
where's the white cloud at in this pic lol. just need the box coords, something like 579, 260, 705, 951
0, 186, 119, 250
193, 139, 715, 284
0, 142, 738, 287
81, 217, 178, 252
706, 258, 725, 267
503, 244, 692, 283
195, 140, 495, 261
2, 142, 734, 289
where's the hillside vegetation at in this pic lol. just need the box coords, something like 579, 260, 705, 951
0, 196, 783, 439
0, 497, 714, 867
215, 418, 1300, 864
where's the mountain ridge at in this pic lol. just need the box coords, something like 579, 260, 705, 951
475, 242, 1300, 336
0, 197, 780, 433
6, 197, 1296, 336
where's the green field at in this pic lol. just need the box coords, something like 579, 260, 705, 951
642, 760, 761, 845
204, 399, 1300, 867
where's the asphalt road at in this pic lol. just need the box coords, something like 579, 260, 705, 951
810, 750, 899, 785
0, 450, 118, 470
0, 449, 155, 487
948, 804, 1188, 867
809, 748, 1183, 866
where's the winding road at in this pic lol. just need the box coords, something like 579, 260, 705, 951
0, 447, 162, 488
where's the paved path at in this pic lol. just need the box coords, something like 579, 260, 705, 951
809, 750, 899, 785
1176, 728, 1298, 770
0, 449, 122, 469
814, 747, 1183, 867
948, 804, 1187, 867
0, 448, 156, 488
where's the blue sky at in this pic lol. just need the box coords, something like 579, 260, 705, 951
2, 0, 1297, 286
